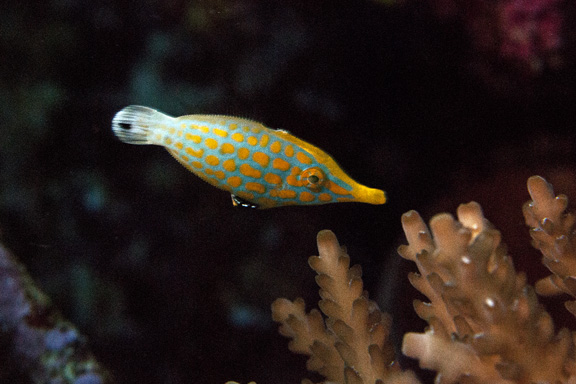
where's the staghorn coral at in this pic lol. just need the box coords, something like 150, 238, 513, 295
273, 176, 576, 383
399, 201, 575, 383
272, 230, 419, 384
523, 175, 576, 315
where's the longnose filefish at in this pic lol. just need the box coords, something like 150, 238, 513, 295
112, 106, 386, 209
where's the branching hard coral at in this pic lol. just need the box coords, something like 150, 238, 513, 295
272, 230, 419, 384
399, 198, 575, 383
273, 176, 576, 384
0, 243, 111, 384
523, 175, 576, 315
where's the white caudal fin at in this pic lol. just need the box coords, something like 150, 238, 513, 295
111, 105, 173, 145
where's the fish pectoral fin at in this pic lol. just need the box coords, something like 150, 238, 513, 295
231, 194, 259, 209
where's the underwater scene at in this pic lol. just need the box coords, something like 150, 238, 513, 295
1, 1, 576, 383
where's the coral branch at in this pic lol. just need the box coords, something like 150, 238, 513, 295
0, 243, 112, 384
272, 297, 344, 381
271, 176, 576, 383
272, 230, 419, 384
523, 175, 576, 314
399, 201, 575, 383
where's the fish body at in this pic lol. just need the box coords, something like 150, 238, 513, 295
112, 105, 386, 208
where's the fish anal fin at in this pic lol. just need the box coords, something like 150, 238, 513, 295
231, 194, 259, 209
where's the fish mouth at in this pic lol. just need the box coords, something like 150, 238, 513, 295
353, 186, 387, 205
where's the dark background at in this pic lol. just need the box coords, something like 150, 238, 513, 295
1, 0, 576, 383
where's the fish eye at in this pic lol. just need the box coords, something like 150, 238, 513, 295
300, 167, 325, 191
119, 123, 132, 130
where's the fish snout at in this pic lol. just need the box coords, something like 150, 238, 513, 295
353, 186, 387, 205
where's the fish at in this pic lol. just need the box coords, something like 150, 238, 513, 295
111, 105, 386, 209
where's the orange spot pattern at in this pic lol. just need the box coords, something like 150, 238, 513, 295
326, 180, 350, 195
186, 147, 204, 158
213, 128, 228, 137
247, 136, 258, 146
299, 191, 315, 202
270, 189, 297, 199
185, 133, 202, 143
227, 176, 242, 188
155, 114, 366, 208
272, 158, 290, 171
280, 190, 297, 199
245, 182, 266, 194
205, 155, 219, 166
286, 166, 302, 187
220, 143, 235, 154
252, 152, 270, 167
238, 148, 250, 160
264, 173, 282, 185
240, 164, 261, 178
205, 138, 218, 149
270, 141, 281, 153
223, 159, 236, 172
296, 152, 312, 165
259, 134, 269, 147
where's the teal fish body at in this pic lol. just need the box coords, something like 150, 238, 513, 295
112, 105, 386, 208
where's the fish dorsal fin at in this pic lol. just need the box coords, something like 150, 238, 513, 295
231, 194, 258, 209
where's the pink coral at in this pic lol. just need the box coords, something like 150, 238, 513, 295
428, 0, 565, 80
499, 0, 563, 72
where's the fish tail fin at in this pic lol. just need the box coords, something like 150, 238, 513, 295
112, 105, 173, 145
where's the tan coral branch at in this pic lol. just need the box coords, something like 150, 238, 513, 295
523, 175, 576, 310
273, 230, 419, 384
400, 199, 575, 383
